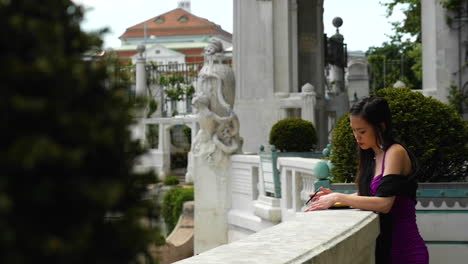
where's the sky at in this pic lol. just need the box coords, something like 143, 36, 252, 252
73, 0, 406, 52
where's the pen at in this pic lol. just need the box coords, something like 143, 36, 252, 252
305, 188, 321, 205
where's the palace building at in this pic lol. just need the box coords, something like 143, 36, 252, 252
113, 0, 232, 64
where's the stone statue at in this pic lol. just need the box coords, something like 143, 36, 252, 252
191, 40, 242, 165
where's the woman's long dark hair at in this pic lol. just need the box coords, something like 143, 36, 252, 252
350, 97, 395, 196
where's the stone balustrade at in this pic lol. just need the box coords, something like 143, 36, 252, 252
228, 156, 327, 241
278, 157, 323, 221
175, 210, 379, 264
192, 154, 468, 263
228, 154, 277, 241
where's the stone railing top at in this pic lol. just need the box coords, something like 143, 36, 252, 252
231, 153, 260, 163
144, 115, 198, 124
174, 210, 378, 264
277, 157, 325, 172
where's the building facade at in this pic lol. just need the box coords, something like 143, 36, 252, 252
113, 3, 232, 64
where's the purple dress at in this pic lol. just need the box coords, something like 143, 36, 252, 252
370, 150, 429, 264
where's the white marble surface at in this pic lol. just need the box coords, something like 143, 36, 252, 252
175, 210, 379, 264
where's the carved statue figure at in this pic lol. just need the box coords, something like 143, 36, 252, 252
191, 40, 242, 165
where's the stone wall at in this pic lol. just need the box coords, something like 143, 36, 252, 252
174, 210, 379, 264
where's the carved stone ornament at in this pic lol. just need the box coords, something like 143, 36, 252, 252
191, 40, 243, 165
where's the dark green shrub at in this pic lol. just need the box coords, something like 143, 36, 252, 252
146, 124, 159, 149
182, 126, 192, 146
0, 1, 162, 263
331, 88, 468, 182
161, 187, 194, 234
269, 118, 318, 152
330, 114, 357, 183
163, 175, 180, 186
170, 152, 188, 169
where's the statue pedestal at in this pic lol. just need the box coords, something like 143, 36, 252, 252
193, 156, 231, 254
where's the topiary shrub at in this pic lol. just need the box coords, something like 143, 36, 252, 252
161, 187, 194, 234
330, 88, 468, 182
163, 175, 180, 186
269, 118, 317, 152
329, 113, 357, 183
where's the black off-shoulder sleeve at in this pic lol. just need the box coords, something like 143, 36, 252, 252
375, 174, 417, 200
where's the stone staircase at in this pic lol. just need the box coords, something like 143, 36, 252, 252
171, 168, 188, 185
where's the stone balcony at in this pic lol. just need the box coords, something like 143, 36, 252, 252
178, 155, 468, 264
175, 210, 379, 264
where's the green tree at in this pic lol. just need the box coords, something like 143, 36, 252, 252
367, 41, 422, 91
382, 0, 421, 42
366, 0, 422, 92
0, 1, 162, 263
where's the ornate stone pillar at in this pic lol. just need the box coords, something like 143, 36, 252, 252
192, 40, 243, 254
301, 83, 317, 125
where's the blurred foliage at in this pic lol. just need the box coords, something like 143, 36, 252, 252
159, 74, 185, 102
331, 88, 468, 182
448, 83, 468, 115
163, 176, 180, 186
269, 118, 317, 152
440, 0, 465, 25
146, 124, 159, 149
0, 1, 162, 263
161, 187, 194, 234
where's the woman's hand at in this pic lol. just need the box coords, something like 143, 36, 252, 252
304, 192, 339, 212
311, 187, 333, 202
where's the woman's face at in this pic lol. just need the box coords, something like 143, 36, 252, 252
350, 115, 378, 151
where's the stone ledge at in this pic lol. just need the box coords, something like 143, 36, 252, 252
174, 210, 379, 264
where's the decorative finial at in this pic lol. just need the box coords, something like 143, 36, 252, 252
137, 44, 145, 58
393, 80, 406, 88
331, 17, 344, 42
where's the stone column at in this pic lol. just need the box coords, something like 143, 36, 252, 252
422, 0, 468, 111
273, 0, 292, 94
132, 45, 147, 144
135, 45, 147, 97
290, 0, 299, 92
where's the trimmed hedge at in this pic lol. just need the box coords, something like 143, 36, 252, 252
269, 118, 318, 152
163, 175, 180, 186
331, 88, 468, 182
329, 113, 357, 183
161, 186, 194, 234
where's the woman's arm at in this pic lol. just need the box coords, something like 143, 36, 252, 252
306, 145, 411, 213
305, 192, 395, 213
310, 187, 357, 202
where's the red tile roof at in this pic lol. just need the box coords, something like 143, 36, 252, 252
119, 8, 232, 40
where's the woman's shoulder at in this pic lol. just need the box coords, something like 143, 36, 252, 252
386, 143, 408, 156
383, 144, 412, 176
